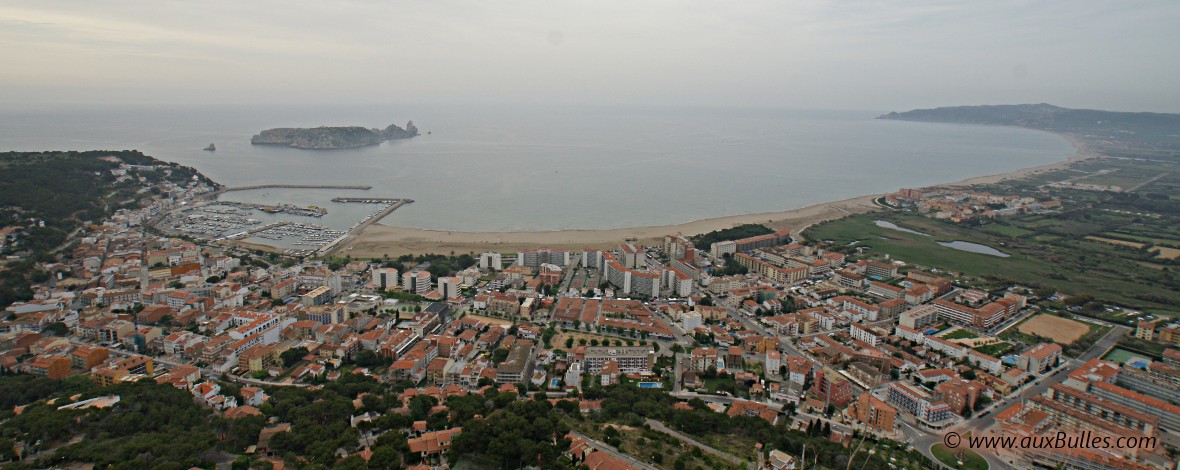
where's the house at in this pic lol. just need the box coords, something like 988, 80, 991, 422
599, 360, 621, 386
407, 428, 463, 458
241, 386, 268, 407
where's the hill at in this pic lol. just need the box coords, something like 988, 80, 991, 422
879, 104, 1180, 158
0, 150, 214, 308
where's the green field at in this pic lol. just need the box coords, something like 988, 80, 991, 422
806, 210, 1180, 319
943, 329, 979, 340
973, 342, 1014, 357
977, 223, 1034, 238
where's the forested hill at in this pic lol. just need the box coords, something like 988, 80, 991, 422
0, 150, 213, 230
878, 104, 1180, 158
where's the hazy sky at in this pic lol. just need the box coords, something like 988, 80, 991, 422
2, 1, 1177, 112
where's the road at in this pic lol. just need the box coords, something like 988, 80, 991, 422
644, 419, 746, 467
672, 352, 684, 393
1076, 324, 1128, 363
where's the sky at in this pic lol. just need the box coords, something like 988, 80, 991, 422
1, 0, 1178, 112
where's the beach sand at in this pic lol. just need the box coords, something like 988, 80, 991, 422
344, 194, 880, 257
243, 131, 1095, 258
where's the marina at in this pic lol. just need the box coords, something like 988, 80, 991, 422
154, 190, 413, 257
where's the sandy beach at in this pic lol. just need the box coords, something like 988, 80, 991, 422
343, 194, 880, 257
247, 130, 1094, 258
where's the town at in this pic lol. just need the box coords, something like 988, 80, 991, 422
2, 154, 1177, 470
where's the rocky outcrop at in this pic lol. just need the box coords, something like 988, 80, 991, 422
252, 121, 420, 149
381, 120, 419, 140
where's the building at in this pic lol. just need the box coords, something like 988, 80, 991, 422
408, 428, 463, 459
1017, 343, 1062, 374
269, 278, 297, 299
300, 286, 333, 307
438, 277, 462, 300
935, 378, 985, 415
849, 323, 886, 347
811, 368, 853, 408
851, 393, 897, 432
733, 230, 791, 253
71, 345, 110, 370
372, 268, 399, 291
488, 293, 520, 317
598, 360, 620, 386
710, 240, 737, 258
580, 346, 655, 374
496, 341, 536, 384
887, 381, 954, 428
24, 356, 71, 379
1088, 381, 1180, 433
899, 305, 939, 330
479, 252, 503, 271
402, 270, 432, 295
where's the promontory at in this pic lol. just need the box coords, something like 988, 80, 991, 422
251, 121, 420, 149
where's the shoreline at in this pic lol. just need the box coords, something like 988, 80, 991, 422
242, 130, 1094, 257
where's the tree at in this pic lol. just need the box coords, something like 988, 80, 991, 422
565, 337, 574, 349
42, 321, 70, 336
280, 347, 309, 367
492, 348, 510, 364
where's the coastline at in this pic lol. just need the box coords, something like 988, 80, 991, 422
243, 130, 1094, 257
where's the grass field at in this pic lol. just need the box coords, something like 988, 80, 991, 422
942, 329, 979, 340
1085, 236, 1147, 249
1155, 247, 1180, 259
1017, 314, 1090, 345
973, 342, 1014, 357
977, 224, 1034, 238
805, 212, 1180, 318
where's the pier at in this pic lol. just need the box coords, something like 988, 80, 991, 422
200, 184, 374, 201
213, 221, 291, 241
222, 184, 372, 192
319, 198, 413, 257
330, 197, 414, 204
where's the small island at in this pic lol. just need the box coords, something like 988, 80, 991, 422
251, 121, 419, 149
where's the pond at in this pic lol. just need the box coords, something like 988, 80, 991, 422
874, 220, 929, 236
938, 240, 1010, 257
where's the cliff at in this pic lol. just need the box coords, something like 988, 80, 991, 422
251, 121, 420, 149
382, 120, 419, 140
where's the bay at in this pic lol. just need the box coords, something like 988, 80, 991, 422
0, 103, 1075, 232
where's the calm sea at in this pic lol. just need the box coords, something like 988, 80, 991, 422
0, 103, 1074, 232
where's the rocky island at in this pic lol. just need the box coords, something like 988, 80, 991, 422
251, 121, 419, 149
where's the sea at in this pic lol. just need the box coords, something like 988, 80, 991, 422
0, 103, 1074, 235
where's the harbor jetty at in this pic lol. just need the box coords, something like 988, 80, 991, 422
318, 198, 413, 257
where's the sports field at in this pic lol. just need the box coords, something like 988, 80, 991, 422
1017, 314, 1089, 345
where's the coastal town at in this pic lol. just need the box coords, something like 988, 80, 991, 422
2, 154, 1177, 470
